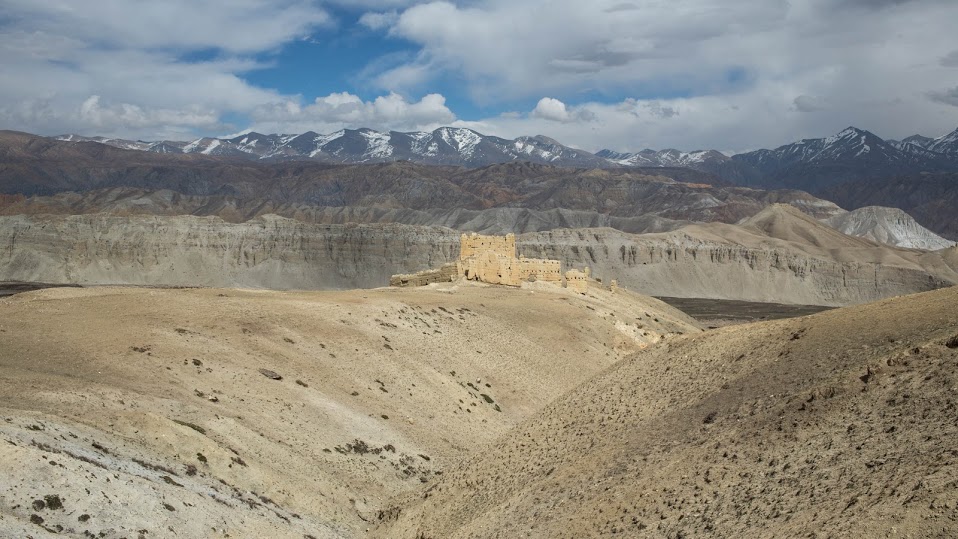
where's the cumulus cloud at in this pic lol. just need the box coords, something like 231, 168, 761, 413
531, 98, 571, 122
531, 98, 596, 123
3, 0, 958, 151
365, 0, 958, 149
249, 92, 456, 133
0, 0, 327, 138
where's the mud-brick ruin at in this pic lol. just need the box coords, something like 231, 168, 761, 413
390, 233, 593, 292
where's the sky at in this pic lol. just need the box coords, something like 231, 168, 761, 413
2, 0, 958, 153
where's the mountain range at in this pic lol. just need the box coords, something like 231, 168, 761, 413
58, 127, 613, 168
57, 126, 958, 179
0, 130, 841, 235
51, 125, 958, 239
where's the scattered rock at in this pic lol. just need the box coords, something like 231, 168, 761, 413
258, 368, 282, 381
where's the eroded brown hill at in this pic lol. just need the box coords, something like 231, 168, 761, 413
376, 285, 958, 538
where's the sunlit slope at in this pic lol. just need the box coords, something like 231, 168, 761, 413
0, 282, 699, 538
378, 285, 958, 538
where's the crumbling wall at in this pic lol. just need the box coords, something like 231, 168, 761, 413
519, 257, 562, 283
393, 233, 569, 288
460, 251, 521, 285
390, 262, 458, 287
460, 233, 516, 260
566, 267, 590, 293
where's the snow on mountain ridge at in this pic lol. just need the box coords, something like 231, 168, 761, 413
928, 128, 958, 156
597, 148, 730, 167
49, 124, 958, 172
359, 130, 393, 159
200, 139, 221, 155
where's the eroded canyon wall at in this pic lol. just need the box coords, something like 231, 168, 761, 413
0, 214, 459, 290
1, 214, 954, 305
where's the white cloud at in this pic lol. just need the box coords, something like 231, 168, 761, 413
530, 97, 595, 123
0, 0, 330, 138
531, 98, 571, 122
366, 0, 958, 149
249, 92, 456, 133
3, 0, 331, 54
359, 11, 400, 30
77, 95, 220, 131
3, 0, 958, 152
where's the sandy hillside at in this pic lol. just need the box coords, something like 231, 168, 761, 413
0, 282, 699, 538
377, 285, 958, 538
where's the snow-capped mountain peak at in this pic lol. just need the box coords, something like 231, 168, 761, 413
928, 127, 958, 156
595, 147, 729, 167
50, 124, 958, 175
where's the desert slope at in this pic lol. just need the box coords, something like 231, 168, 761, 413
0, 283, 698, 538
376, 285, 958, 538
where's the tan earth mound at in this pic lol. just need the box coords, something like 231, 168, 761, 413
0, 282, 699, 538
376, 285, 958, 538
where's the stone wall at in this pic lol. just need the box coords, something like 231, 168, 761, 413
460, 252, 520, 285
518, 257, 562, 283
390, 262, 459, 287
460, 233, 516, 259
566, 267, 590, 293
393, 232, 570, 288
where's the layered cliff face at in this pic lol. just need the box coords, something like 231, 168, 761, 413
0, 214, 459, 290
519, 228, 956, 306
2, 211, 955, 306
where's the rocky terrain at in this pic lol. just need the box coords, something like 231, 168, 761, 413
0, 282, 700, 538
1, 205, 955, 306
375, 285, 958, 538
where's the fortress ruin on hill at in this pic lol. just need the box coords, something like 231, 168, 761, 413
390, 233, 594, 292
